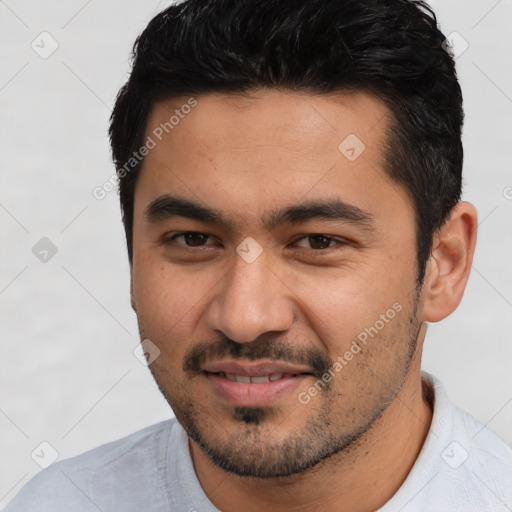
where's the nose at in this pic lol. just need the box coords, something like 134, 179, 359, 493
205, 254, 295, 343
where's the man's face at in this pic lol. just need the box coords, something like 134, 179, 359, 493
131, 89, 423, 477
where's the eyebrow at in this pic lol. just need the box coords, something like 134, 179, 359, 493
144, 195, 375, 232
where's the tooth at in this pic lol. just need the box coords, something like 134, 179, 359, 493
251, 375, 270, 383
225, 373, 237, 381
269, 373, 283, 381
235, 375, 251, 383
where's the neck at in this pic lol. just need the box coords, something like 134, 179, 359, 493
189, 362, 432, 512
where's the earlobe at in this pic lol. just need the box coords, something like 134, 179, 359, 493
422, 202, 478, 323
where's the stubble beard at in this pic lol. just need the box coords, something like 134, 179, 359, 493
143, 294, 422, 479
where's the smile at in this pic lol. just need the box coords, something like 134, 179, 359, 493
215, 372, 304, 383
202, 365, 313, 407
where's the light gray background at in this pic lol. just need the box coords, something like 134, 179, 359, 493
1, 0, 511, 507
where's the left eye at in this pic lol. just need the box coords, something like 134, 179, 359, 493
169, 232, 214, 247
293, 235, 343, 250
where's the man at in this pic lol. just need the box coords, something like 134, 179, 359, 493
7, 0, 512, 510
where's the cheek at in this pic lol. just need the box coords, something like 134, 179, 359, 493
131, 257, 212, 348
288, 261, 412, 353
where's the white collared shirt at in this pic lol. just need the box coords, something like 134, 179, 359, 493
5, 372, 512, 511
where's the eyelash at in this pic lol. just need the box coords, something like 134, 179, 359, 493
164, 232, 349, 253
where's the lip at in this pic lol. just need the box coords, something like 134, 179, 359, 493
201, 359, 313, 377
201, 359, 314, 407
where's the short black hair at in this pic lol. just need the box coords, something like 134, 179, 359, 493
109, 0, 463, 284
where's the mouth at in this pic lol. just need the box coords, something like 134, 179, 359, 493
201, 361, 314, 407
206, 371, 309, 383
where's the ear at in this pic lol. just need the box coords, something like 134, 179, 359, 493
422, 202, 478, 323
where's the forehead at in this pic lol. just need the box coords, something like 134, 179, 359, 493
146, 89, 389, 158
135, 89, 410, 228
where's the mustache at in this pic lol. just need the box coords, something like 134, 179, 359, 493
183, 336, 332, 378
